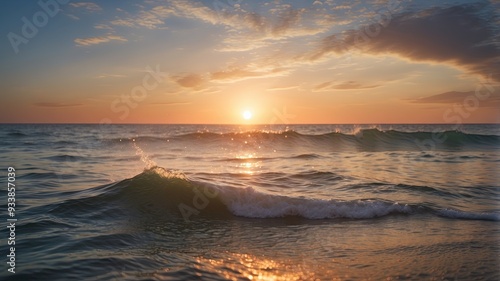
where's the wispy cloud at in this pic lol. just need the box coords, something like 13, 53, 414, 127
74, 35, 127, 46
314, 81, 333, 92
332, 81, 380, 90
266, 85, 299, 92
210, 66, 288, 83
210, 68, 262, 82
149, 102, 191, 106
94, 24, 113, 30
171, 74, 205, 89
66, 14, 80, 20
413, 91, 500, 107
69, 2, 102, 12
34, 102, 83, 108
314, 80, 379, 92
109, 6, 174, 29
95, 74, 126, 79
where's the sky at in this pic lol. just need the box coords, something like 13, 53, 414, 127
0, 0, 499, 124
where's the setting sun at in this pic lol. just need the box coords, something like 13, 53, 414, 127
242, 110, 253, 120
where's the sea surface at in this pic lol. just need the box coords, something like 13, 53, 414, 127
1, 124, 499, 280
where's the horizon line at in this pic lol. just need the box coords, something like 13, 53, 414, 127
1, 122, 498, 125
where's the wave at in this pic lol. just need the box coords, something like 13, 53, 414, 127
102, 129, 500, 151
45, 154, 87, 162
48, 167, 500, 222
18, 171, 80, 181
6, 131, 27, 137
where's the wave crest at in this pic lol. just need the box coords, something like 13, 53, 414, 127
47, 167, 500, 222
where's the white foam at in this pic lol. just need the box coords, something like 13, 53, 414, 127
437, 209, 500, 221
219, 186, 413, 219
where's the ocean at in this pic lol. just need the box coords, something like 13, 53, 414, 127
1, 124, 499, 280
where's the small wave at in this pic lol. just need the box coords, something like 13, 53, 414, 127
436, 209, 500, 221
104, 136, 170, 144
173, 130, 306, 146
19, 172, 60, 180
340, 129, 500, 149
100, 129, 500, 151
215, 154, 322, 163
288, 170, 342, 180
45, 155, 87, 162
216, 157, 274, 163
54, 140, 78, 146
19, 219, 76, 233
7, 131, 27, 137
61, 233, 136, 252
395, 184, 459, 198
288, 153, 323, 159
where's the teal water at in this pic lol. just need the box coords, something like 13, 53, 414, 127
1, 124, 499, 280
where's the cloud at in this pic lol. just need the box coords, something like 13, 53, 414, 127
413, 91, 500, 107
109, 19, 136, 28
331, 5, 350, 10
309, 2, 500, 81
74, 35, 127, 46
66, 14, 80, 20
172, 74, 205, 89
110, 7, 173, 29
94, 24, 113, 30
314, 81, 332, 91
332, 81, 379, 90
210, 68, 261, 82
314, 80, 379, 91
69, 2, 102, 12
210, 67, 288, 82
34, 102, 83, 108
150, 102, 191, 106
266, 85, 299, 91
95, 74, 126, 79
164, 0, 338, 51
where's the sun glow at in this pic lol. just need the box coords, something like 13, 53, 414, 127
242, 110, 253, 120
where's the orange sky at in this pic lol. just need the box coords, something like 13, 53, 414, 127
1, 0, 499, 124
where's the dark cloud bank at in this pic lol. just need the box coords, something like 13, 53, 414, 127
312, 2, 500, 81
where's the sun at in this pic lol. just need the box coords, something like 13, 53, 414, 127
242, 110, 253, 120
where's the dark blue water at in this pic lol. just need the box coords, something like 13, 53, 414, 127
1, 124, 499, 280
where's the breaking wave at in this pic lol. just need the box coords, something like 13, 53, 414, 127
47, 167, 500, 221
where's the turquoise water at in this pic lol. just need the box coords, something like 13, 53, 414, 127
1, 124, 499, 280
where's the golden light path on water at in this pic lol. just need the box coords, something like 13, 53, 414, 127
195, 253, 320, 281
236, 153, 261, 175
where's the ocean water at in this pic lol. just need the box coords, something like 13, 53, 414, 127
0, 124, 499, 280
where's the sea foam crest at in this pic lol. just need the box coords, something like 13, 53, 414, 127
219, 186, 413, 219
436, 209, 500, 221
